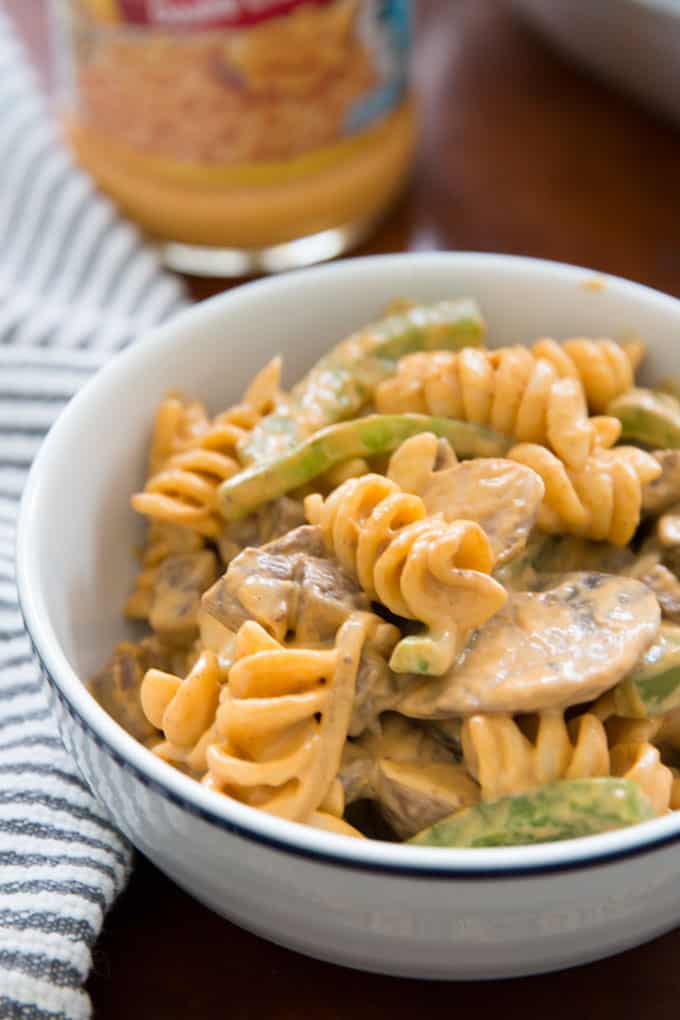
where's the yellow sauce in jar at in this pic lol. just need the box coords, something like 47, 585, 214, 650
55, 0, 416, 270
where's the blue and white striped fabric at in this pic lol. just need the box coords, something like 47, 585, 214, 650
0, 10, 187, 1017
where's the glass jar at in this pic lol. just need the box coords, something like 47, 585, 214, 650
51, 0, 415, 275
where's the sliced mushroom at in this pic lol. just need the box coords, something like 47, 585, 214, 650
531, 535, 636, 575
524, 535, 680, 624
420, 458, 545, 565
388, 434, 544, 565
636, 563, 680, 623
399, 573, 660, 717
339, 714, 479, 839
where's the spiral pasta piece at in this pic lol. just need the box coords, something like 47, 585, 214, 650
462, 712, 610, 802
533, 337, 645, 413
138, 611, 248, 773
204, 613, 373, 823
594, 705, 663, 748
132, 357, 282, 536
305, 474, 507, 675
462, 711, 672, 814
589, 697, 672, 816
141, 649, 223, 774
608, 742, 672, 816
374, 345, 625, 470
508, 443, 662, 545
132, 421, 246, 537
147, 394, 210, 477
215, 355, 282, 431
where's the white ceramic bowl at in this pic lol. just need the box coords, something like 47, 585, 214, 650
16, 253, 680, 980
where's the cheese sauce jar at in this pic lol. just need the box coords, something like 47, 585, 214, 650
52, 1, 415, 274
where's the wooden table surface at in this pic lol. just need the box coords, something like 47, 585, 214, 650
7, 1, 680, 1015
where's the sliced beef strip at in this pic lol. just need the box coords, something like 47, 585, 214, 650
339, 714, 479, 839
203, 524, 370, 644
87, 636, 186, 742
149, 549, 219, 644
350, 643, 416, 736
218, 496, 306, 566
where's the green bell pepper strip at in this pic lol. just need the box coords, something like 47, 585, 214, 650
608, 388, 680, 448
613, 624, 680, 718
239, 299, 486, 464
408, 778, 655, 848
219, 414, 509, 522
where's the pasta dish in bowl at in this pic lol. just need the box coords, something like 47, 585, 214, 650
89, 295, 680, 846
16, 253, 680, 978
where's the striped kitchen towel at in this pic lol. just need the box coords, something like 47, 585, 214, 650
0, 9, 187, 1018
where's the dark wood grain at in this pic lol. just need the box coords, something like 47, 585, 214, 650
7, 0, 680, 1015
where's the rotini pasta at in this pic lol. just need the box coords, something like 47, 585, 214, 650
462, 712, 672, 814
132, 420, 246, 538
374, 345, 625, 470
589, 686, 680, 816
655, 708, 680, 750
204, 613, 374, 823
305, 473, 507, 674
146, 393, 210, 477
608, 741, 672, 816
132, 358, 281, 537
532, 336, 645, 413
220, 356, 282, 432
462, 712, 610, 802
142, 650, 223, 774
509, 443, 662, 545
306, 810, 365, 838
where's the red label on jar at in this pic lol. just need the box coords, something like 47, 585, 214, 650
116, 0, 334, 29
